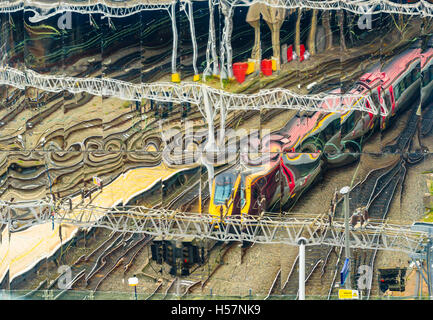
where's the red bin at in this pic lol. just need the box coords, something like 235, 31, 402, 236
233, 62, 248, 83
287, 44, 293, 62
299, 44, 305, 62
261, 59, 273, 76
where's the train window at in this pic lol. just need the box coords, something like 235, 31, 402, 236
252, 187, 260, 201
299, 159, 320, 178
323, 119, 336, 141
398, 80, 405, 97
330, 118, 340, 138
430, 65, 433, 83
384, 93, 392, 109
394, 85, 400, 101
423, 69, 430, 86
213, 175, 234, 205
258, 177, 266, 189
240, 190, 245, 208
404, 74, 411, 89
411, 68, 419, 82
347, 113, 355, 133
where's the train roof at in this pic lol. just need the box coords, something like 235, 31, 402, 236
346, 46, 433, 95
421, 47, 433, 68
381, 49, 421, 84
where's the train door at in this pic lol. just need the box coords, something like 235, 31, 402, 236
280, 155, 295, 209
387, 86, 396, 116
250, 176, 266, 215
259, 105, 283, 215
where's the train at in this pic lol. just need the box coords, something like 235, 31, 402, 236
209, 41, 433, 219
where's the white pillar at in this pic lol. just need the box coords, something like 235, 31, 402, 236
298, 237, 307, 300
170, 3, 178, 75
221, 0, 234, 79
186, 1, 198, 77
202, 158, 215, 196
415, 268, 420, 298
219, 104, 226, 147
207, 0, 219, 76
198, 87, 217, 195
219, 3, 227, 86
201, 86, 217, 152
340, 186, 351, 289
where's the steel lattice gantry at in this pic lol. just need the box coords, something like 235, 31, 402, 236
0, 66, 383, 115
0, 200, 428, 254
1, 0, 433, 17
1, 0, 174, 22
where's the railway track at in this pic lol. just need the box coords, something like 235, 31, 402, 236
159, 278, 201, 300
264, 269, 281, 299
358, 162, 406, 299
280, 244, 327, 299
86, 234, 152, 293
53, 231, 153, 299
139, 240, 242, 299
166, 181, 207, 211
145, 279, 164, 300
278, 222, 328, 299
382, 102, 420, 154
326, 101, 419, 298
160, 278, 177, 300
326, 161, 406, 299
53, 232, 125, 299
199, 242, 236, 292
421, 101, 433, 137
334, 164, 397, 217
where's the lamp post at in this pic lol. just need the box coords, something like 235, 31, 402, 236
340, 186, 351, 289
297, 237, 307, 300
128, 275, 138, 300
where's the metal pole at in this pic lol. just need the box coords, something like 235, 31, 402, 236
134, 286, 137, 300
298, 237, 307, 300
176, 277, 180, 297
170, 2, 178, 75
420, 265, 423, 299
186, 0, 198, 77
427, 242, 432, 299
343, 190, 351, 289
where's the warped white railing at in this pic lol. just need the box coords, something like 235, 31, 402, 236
0, 200, 427, 253
0, 66, 384, 115
0, 0, 432, 18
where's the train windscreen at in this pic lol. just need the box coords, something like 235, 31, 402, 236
213, 174, 235, 205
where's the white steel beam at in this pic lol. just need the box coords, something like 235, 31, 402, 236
0, 200, 428, 253
1, 1, 433, 18
0, 66, 384, 115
